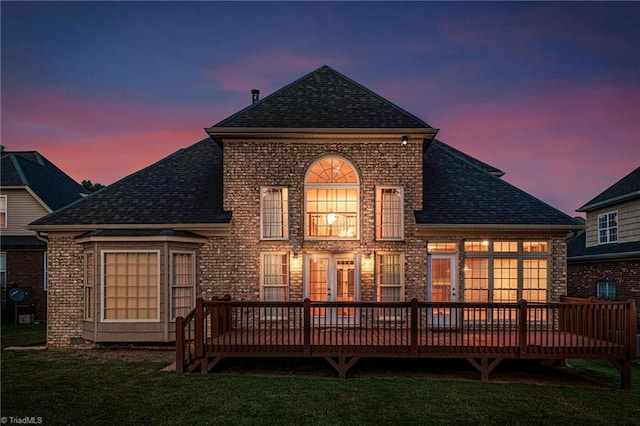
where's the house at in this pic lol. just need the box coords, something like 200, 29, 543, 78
30, 66, 585, 349
567, 167, 640, 328
1, 151, 88, 323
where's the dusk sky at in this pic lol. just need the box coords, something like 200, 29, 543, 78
2, 1, 638, 217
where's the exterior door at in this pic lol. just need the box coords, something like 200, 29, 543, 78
427, 253, 457, 326
305, 253, 359, 325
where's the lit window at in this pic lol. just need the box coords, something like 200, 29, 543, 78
84, 252, 94, 320
102, 251, 159, 321
464, 241, 489, 252
376, 187, 403, 240
305, 157, 359, 239
261, 253, 289, 318
598, 212, 618, 244
376, 253, 403, 320
0, 196, 6, 228
597, 282, 616, 300
171, 252, 195, 320
427, 242, 457, 252
261, 187, 289, 239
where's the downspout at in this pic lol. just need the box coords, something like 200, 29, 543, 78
35, 231, 49, 347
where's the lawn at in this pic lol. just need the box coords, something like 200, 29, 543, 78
1, 325, 639, 425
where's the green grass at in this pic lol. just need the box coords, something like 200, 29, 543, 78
1, 325, 639, 425
0, 324, 46, 349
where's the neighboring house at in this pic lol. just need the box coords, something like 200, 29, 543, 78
1, 151, 88, 323
567, 167, 640, 328
29, 66, 582, 348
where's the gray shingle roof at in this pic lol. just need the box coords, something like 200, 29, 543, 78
567, 231, 640, 260
210, 65, 433, 129
416, 140, 582, 226
31, 139, 230, 226
1, 151, 88, 210
578, 167, 640, 212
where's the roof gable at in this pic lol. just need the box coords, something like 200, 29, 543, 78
578, 167, 640, 212
210, 65, 432, 130
416, 141, 581, 227
30, 139, 230, 227
1, 151, 87, 210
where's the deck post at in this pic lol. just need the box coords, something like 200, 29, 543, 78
519, 299, 527, 357
410, 298, 418, 356
176, 316, 184, 373
195, 298, 204, 366
304, 298, 311, 356
627, 300, 637, 360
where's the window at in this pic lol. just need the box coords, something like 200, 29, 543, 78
597, 282, 616, 300
171, 252, 195, 320
84, 252, 94, 320
0, 252, 6, 290
463, 240, 549, 310
427, 242, 457, 252
260, 253, 289, 318
376, 253, 403, 302
102, 251, 159, 321
0, 196, 6, 228
305, 157, 359, 239
261, 187, 289, 239
598, 212, 618, 244
376, 187, 403, 240
43, 252, 48, 291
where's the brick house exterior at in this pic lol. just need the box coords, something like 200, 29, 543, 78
1, 151, 88, 323
30, 66, 582, 348
568, 167, 640, 328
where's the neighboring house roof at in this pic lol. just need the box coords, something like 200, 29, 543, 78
30, 139, 230, 227
567, 231, 640, 261
0, 235, 46, 249
210, 65, 433, 130
1, 151, 88, 210
415, 140, 581, 227
578, 167, 640, 212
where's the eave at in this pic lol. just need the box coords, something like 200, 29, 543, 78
205, 127, 439, 141
415, 223, 584, 238
28, 223, 231, 237
577, 191, 640, 212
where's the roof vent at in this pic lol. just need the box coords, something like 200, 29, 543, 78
251, 89, 260, 104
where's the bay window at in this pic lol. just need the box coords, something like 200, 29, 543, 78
171, 252, 195, 320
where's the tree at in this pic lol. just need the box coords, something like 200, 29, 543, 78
81, 180, 105, 192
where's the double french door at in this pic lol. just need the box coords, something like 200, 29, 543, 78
304, 253, 360, 325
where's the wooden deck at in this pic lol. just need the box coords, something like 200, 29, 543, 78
176, 297, 637, 388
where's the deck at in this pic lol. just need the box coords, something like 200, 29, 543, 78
176, 297, 637, 388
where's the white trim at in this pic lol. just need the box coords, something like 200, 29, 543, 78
169, 250, 197, 322
84, 251, 95, 321
100, 250, 161, 323
75, 234, 208, 244
260, 187, 290, 240
597, 210, 618, 244
375, 186, 404, 241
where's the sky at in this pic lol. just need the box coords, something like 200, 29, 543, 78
2, 1, 639, 217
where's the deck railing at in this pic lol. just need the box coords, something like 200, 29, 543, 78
176, 297, 636, 387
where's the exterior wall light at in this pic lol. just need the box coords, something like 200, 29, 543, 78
401, 136, 409, 146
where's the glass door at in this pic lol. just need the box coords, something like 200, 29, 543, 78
305, 253, 359, 325
427, 253, 457, 327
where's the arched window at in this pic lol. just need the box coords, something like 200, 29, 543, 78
305, 156, 359, 239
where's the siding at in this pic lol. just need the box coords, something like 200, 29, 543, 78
2, 188, 50, 236
585, 198, 640, 247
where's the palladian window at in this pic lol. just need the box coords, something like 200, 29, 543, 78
305, 156, 359, 239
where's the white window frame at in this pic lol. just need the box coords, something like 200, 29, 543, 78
101, 250, 161, 323
260, 252, 290, 320
84, 252, 94, 320
375, 252, 404, 321
597, 211, 618, 244
304, 156, 360, 241
0, 195, 7, 228
260, 186, 289, 240
597, 282, 616, 301
170, 251, 196, 321
375, 186, 404, 241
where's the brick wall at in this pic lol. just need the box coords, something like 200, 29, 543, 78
46, 233, 89, 348
198, 137, 424, 301
4, 249, 47, 322
568, 259, 640, 327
